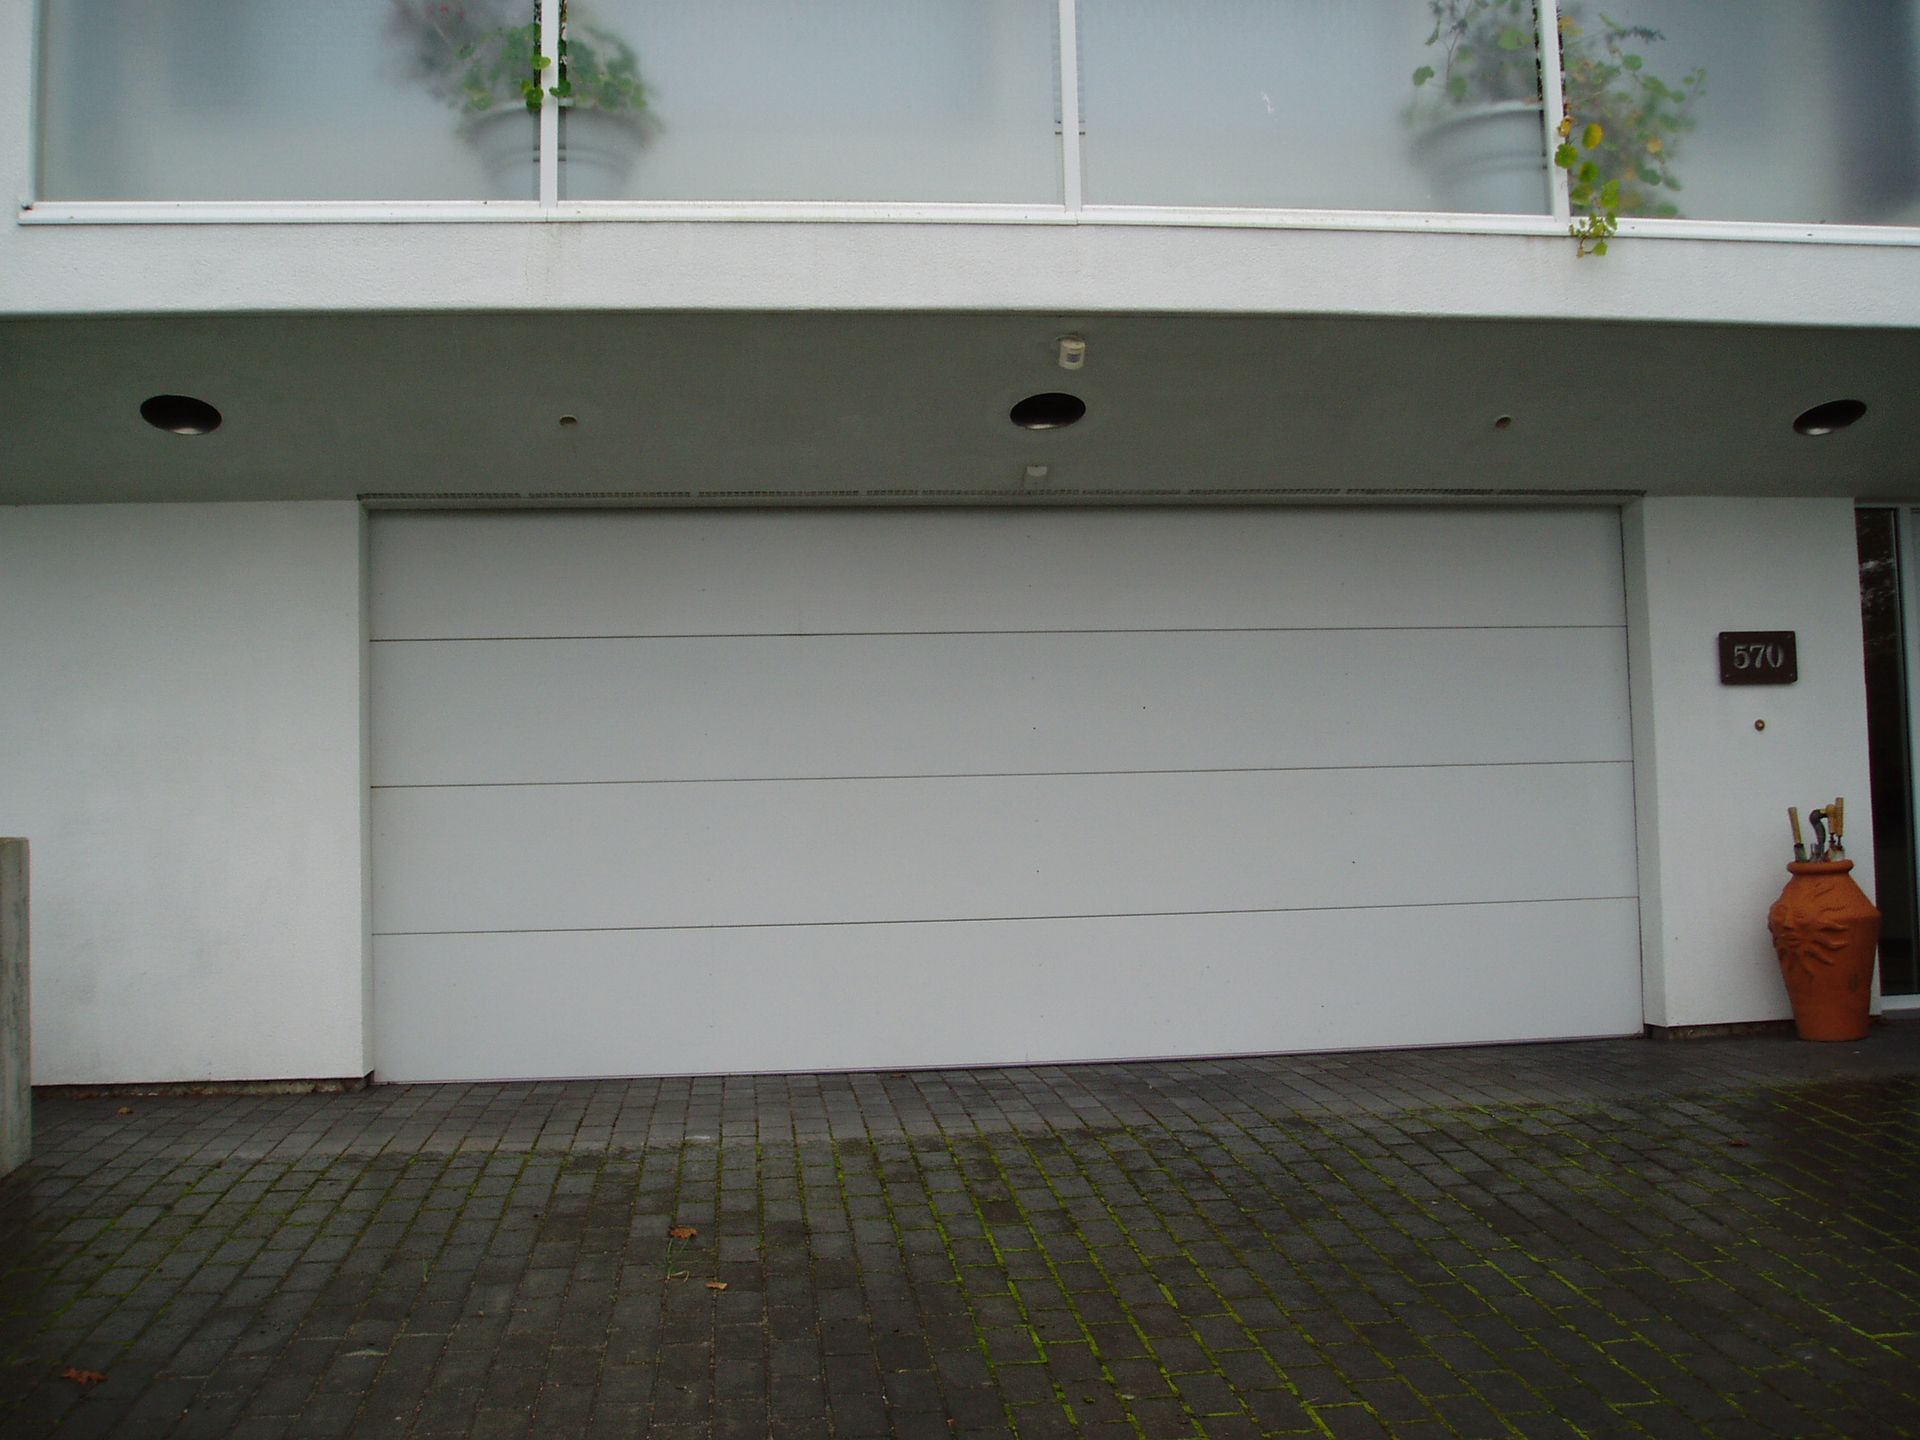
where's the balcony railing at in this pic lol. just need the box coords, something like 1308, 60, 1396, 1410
31, 0, 1920, 234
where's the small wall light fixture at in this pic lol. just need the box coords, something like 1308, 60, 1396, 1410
140, 394, 222, 435
1010, 393, 1086, 430
1793, 398, 1867, 436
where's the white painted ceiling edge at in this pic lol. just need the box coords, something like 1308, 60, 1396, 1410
3, 1, 1919, 328
6, 214, 1920, 332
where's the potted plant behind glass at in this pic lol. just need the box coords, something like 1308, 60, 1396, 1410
390, 0, 656, 200
1410, 1, 1704, 246
1552, 9, 1704, 254
1409, 0, 1551, 215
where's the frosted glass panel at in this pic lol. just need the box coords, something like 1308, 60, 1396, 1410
565, 1, 1060, 202
1080, 0, 1551, 214
1580, 1, 1920, 226
38, 0, 530, 200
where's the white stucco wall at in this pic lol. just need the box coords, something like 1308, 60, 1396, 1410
1625, 497, 1876, 1028
0, 492, 1885, 1079
0, 502, 368, 1083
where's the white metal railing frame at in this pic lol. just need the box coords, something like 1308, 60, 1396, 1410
18, 0, 1920, 250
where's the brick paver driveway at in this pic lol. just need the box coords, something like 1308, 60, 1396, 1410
5, 1029, 1920, 1439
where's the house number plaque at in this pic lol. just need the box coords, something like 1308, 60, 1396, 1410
1718, 631, 1797, 685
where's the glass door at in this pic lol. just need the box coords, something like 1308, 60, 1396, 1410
1859, 508, 1918, 999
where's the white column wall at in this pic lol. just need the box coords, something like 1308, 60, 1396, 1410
1624, 497, 1875, 1028
0, 502, 369, 1084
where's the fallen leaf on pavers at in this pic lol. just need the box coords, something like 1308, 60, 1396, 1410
667, 1225, 698, 1240
1727, 1138, 1751, 1147
705, 1280, 729, 1291
665, 1270, 691, 1282
60, 1369, 107, 1387
116, 1107, 132, 1116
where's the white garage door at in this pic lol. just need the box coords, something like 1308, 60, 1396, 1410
369, 507, 1640, 1082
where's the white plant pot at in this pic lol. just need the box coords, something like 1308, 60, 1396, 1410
1412, 100, 1551, 216
462, 106, 646, 201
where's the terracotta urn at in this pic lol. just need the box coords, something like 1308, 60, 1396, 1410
1767, 860, 1881, 1041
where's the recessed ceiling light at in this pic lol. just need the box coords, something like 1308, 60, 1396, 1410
1010, 392, 1086, 430
1793, 398, 1866, 436
140, 394, 222, 435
